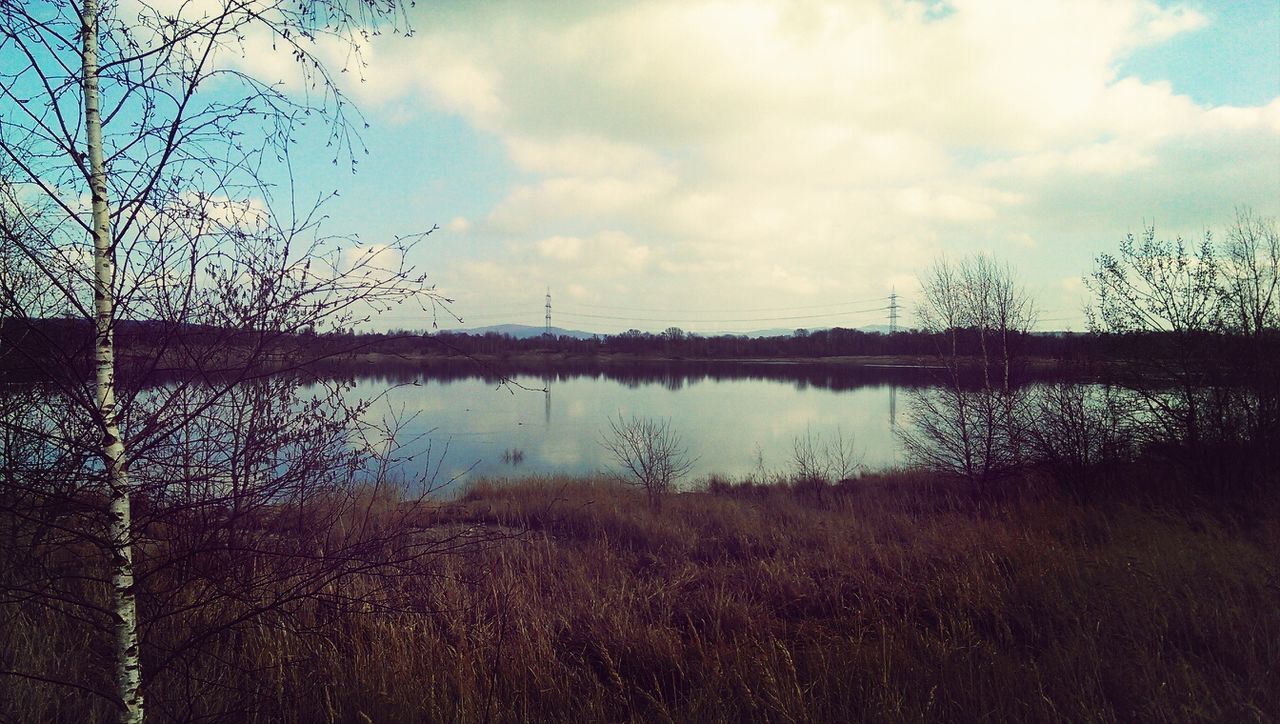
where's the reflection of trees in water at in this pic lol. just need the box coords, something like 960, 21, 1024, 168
3, 375, 434, 510
0, 373, 459, 718
33, 352, 1091, 394
290, 358, 1049, 392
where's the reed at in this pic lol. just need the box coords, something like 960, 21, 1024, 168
2, 469, 1276, 722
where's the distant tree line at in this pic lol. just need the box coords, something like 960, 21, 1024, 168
0, 315, 1212, 374
6, 313, 1270, 382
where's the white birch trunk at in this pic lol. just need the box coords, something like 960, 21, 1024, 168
81, 1, 145, 720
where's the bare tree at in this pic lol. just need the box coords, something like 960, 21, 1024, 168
1221, 207, 1279, 338
900, 255, 1037, 490
1085, 225, 1226, 454
1085, 218, 1278, 488
0, 2, 462, 720
600, 415, 695, 512
1086, 226, 1220, 335
1220, 208, 1280, 461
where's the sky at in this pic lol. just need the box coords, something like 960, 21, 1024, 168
147, 0, 1280, 333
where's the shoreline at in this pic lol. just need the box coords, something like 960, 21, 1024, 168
337, 350, 1078, 371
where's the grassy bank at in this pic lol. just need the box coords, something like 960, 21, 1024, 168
4, 470, 1278, 722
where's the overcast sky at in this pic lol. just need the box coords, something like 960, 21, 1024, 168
266, 0, 1278, 334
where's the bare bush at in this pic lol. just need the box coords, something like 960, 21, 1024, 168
600, 415, 695, 512
901, 387, 1027, 486
791, 427, 862, 484
1023, 383, 1131, 493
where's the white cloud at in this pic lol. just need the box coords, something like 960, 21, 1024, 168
534, 235, 583, 262
487, 169, 678, 233
316, 0, 1277, 330
535, 231, 651, 273
1009, 233, 1038, 249
340, 243, 403, 279
415, 58, 506, 126
1140, 4, 1209, 43
504, 135, 668, 177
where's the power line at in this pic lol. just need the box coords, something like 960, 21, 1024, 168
377, 296, 912, 322
553, 306, 891, 325
376, 296, 917, 329
556, 295, 892, 314
366, 307, 530, 321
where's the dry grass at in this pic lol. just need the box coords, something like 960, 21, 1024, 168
3, 469, 1277, 722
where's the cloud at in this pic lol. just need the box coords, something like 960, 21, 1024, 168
487, 169, 678, 233
504, 135, 666, 177
534, 231, 652, 273
296, 0, 1279, 331
124, 0, 372, 95
1140, 4, 1209, 42
339, 243, 403, 280
178, 192, 271, 232
412, 57, 507, 126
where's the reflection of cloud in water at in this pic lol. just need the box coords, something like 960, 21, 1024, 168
539, 436, 587, 468
428, 429, 510, 438
766, 405, 824, 437
317, 370, 930, 482
404, 393, 451, 414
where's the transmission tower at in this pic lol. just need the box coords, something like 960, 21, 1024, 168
888, 287, 899, 333
544, 287, 552, 337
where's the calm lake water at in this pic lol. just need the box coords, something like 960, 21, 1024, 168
336, 364, 936, 488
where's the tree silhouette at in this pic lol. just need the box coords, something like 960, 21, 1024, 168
0, 2, 456, 720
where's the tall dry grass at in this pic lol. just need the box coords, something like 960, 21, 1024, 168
2, 470, 1277, 722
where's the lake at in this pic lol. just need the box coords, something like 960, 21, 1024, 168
332, 362, 939, 489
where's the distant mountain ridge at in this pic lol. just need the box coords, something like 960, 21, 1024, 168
443, 323, 900, 339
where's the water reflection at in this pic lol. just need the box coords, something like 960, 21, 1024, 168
324, 362, 944, 488
300, 357, 962, 392
543, 376, 551, 427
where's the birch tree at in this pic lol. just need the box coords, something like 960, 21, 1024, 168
0, 2, 445, 720
900, 255, 1037, 489
81, 2, 145, 714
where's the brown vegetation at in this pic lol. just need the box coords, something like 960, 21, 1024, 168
4, 470, 1276, 722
